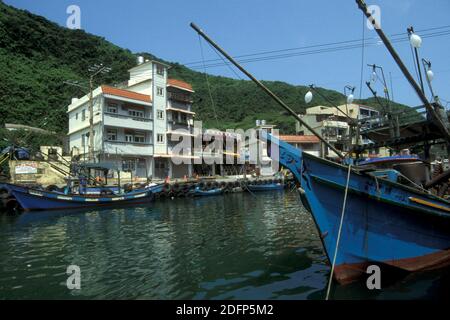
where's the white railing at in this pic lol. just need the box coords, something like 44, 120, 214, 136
104, 113, 152, 131
104, 141, 153, 156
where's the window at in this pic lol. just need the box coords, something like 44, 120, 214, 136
122, 159, 136, 172
107, 129, 117, 141
134, 134, 145, 143
157, 87, 164, 97
108, 104, 118, 113
157, 110, 164, 120
125, 134, 133, 143
157, 134, 164, 144
81, 134, 85, 147
75, 113, 78, 120
82, 109, 86, 121
181, 113, 187, 123
156, 64, 164, 76
128, 109, 144, 118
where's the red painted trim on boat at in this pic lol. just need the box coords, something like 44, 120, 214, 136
333, 248, 450, 284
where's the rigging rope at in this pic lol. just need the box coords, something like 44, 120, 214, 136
198, 35, 220, 127
359, 12, 366, 100
325, 164, 352, 300
207, 42, 243, 80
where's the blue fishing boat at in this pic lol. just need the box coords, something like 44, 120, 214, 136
4, 183, 156, 211
190, 1, 450, 286
265, 132, 450, 283
191, 186, 223, 197
247, 183, 284, 192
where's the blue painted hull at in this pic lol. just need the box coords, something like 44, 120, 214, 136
265, 133, 450, 283
86, 184, 163, 195
193, 188, 223, 197
302, 153, 450, 282
247, 183, 284, 192
5, 183, 155, 211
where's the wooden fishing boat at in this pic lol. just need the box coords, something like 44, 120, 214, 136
190, 4, 450, 285
266, 133, 450, 283
247, 183, 284, 192
3, 183, 156, 211
191, 186, 223, 197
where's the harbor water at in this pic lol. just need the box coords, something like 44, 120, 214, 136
0, 191, 449, 300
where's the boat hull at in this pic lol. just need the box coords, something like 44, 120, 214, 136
5, 183, 155, 211
192, 188, 223, 197
301, 153, 450, 283
247, 183, 284, 192
263, 132, 450, 283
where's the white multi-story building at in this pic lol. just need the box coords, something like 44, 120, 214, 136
67, 60, 196, 179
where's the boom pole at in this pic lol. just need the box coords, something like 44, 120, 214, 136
190, 22, 345, 159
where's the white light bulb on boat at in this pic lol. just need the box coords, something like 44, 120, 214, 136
347, 94, 354, 104
305, 91, 313, 104
371, 71, 377, 83
409, 33, 422, 48
426, 69, 434, 82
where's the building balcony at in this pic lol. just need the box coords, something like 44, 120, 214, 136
168, 122, 192, 132
103, 140, 153, 156
168, 92, 193, 103
104, 112, 152, 131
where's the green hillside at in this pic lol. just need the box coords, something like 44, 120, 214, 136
0, 1, 415, 148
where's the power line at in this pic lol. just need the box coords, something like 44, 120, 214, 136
186, 26, 450, 70
190, 30, 450, 70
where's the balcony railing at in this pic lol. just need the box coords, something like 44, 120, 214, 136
168, 92, 193, 103
169, 123, 191, 131
104, 112, 152, 122
105, 139, 152, 146
104, 140, 153, 156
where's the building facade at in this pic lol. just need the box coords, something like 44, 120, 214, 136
278, 135, 321, 157
67, 60, 196, 180
295, 104, 380, 157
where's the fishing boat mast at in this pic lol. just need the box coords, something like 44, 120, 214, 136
356, 0, 450, 150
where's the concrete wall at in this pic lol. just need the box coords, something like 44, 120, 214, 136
152, 62, 168, 155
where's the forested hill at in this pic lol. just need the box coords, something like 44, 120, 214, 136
0, 1, 413, 139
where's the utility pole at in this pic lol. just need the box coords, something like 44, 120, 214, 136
88, 75, 94, 162
86, 64, 111, 162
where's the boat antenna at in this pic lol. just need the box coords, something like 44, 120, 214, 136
355, 0, 450, 143
189, 22, 345, 159
365, 64, 397, 139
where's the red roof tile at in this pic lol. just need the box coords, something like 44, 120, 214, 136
101, 85, 152, 103
279, 135, 320, 144
167, 79, 194, 92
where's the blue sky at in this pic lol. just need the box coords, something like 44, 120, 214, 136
5, 0, 450, 107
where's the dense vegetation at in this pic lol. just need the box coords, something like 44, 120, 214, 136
0, 1, 415, 152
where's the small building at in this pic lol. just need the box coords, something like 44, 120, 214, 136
296, 104, 380, 157
278, 135, 321, 157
